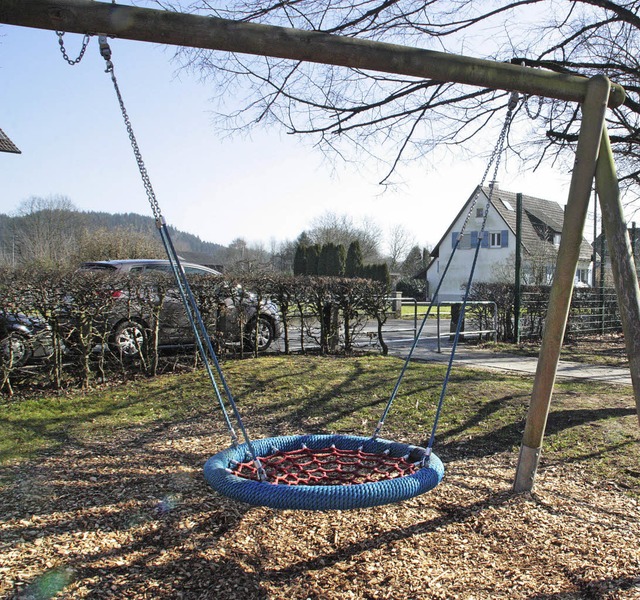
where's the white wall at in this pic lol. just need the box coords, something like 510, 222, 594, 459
427, 203, 513, 301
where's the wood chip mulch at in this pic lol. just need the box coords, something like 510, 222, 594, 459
1, 419, 639, 599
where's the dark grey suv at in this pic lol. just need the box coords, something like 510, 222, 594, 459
78, 259, 281, 356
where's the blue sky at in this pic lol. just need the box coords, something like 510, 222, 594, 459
0, 16, 574, 252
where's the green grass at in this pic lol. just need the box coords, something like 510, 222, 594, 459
400, 304, 450, 319
1, 355, 638, 494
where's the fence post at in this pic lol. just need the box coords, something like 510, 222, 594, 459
392, 291, 403, 318
436, 304, 442, 353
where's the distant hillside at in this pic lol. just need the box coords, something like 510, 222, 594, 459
79, 211, 226, 257
0, 209, 227, 266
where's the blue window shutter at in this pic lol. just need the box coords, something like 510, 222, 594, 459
501, 230, 509, 247
470, 231, 478, 247
452, 231, 459, 248
481, 231, 489, 248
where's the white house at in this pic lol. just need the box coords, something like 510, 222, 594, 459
426, 184, 594, 301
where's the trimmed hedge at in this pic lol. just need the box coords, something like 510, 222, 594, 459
0, 268, 390, 394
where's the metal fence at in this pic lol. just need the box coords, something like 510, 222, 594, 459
357, 298, 498, 351
519, 287, 622, 341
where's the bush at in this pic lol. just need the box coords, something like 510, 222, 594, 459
0, 268, 392, 393
395, 277, 426, 301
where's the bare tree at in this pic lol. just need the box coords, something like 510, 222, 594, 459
387, 224, 415, 270
13, 195, 84, 267
225, 237, 274, 274
307, 211, 382, 261
162, 0, 640, 208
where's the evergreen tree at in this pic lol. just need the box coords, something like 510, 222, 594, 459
317, 244, 327, 275
345, 240, 363, 277
306, 244, 320, 275
318, 243, 346, 276
336, 244, 346, 277
401, 245, 425, 277
361, 262, 390, 287
293, 244, 307, 275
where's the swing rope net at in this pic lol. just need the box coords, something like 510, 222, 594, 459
230, 445, 420, 486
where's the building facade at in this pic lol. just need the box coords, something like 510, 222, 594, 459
426, 185, 593, 301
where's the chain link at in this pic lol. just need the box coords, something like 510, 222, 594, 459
56, 31, 91, 66
524, 94, 544, 120
98, 36, 163, 222
455, 91, 519, 238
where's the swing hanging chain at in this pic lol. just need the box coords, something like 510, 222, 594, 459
97, 36, 163, 223
56, 31, 92, 65
422, 92, 519, 465
95, 37, 267, 478
372, 90, 519, 448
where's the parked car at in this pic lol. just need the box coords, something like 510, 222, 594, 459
0, 313, 55, 367
76, 259, 281, 357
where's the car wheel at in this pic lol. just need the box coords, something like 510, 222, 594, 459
245, 316, 274, 352
109, 321, 146, 358
0, 332, 32, 367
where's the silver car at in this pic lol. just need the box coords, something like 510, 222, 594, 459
77, 259, 281, 357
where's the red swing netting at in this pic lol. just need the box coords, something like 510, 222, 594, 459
231, 446, 420, 486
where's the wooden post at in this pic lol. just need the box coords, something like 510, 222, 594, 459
0, 0, 625, 109
595, 129, 640, 425
513, 75, 611, 493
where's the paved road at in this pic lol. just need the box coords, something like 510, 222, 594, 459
363, 319, 633, 387
390, 343, 633, 386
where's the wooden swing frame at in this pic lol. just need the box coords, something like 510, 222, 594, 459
1, 0, 638, 492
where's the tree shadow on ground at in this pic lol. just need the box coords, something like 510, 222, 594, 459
436, 402, 636, 461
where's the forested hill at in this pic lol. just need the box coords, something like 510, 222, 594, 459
77, 211, 225, 255
0, 208, 227, 267
0, 209, 225, 256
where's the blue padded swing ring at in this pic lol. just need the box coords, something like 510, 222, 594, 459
204, 434, 444, 510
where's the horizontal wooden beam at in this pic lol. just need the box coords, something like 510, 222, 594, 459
0, 0, 626, 108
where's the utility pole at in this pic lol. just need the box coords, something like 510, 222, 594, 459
514, 193, 523, 344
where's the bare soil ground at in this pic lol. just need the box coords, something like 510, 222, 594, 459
511, 333, 631, 368
2, 418, 639, 600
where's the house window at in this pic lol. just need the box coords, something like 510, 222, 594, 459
476, 207, 485, 218
576, 268, 590, 285
489, 232, 502, 248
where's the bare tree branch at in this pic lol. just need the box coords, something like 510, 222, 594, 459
158, 0, 640, 206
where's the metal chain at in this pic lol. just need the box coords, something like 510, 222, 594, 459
420, 91, 520, 461
480, 91, 518, 187
372, 91, 520, 444
56, 31, 91, 65
98, 36, 163, 222
96, 36, 264, 467
518, 61, 543, 120
454, 91, 518, 244
525, 94, 544, 120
